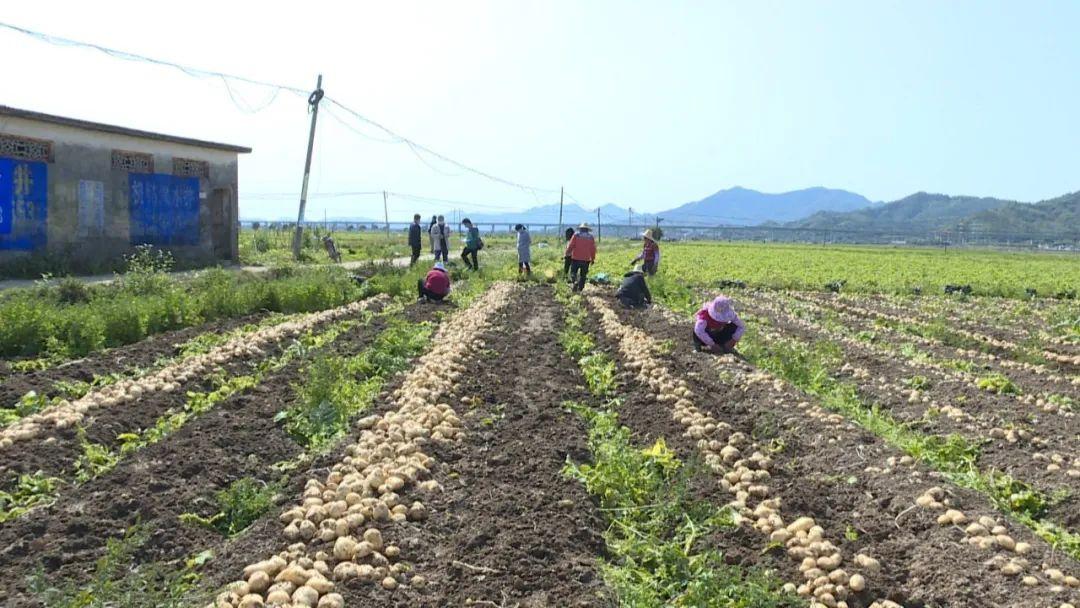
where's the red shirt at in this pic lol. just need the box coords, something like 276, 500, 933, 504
565, 232, 597, 262
424, 268, 450, 295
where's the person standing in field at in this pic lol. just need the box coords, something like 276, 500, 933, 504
565, 222, 596, 292
562, 226, 575, 277
430, 215, 450, 262
408, 214, 423, 267
418, 262, 451, 302
630, 229, 661, 276
692, 295, 745, 355
515, 224, 532, 275
461, 218, 482, 271
616, 266, 652, 309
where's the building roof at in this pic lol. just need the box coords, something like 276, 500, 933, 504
0, 105, 252, 153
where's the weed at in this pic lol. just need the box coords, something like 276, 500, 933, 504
0, 471, 61, 522
976, 373, 1019, 395
580, 353, 618, 396
29, 526, 208, 608
179, 477, 281, 536
74, 427, 120, 483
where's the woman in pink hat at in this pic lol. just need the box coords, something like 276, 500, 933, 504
692, 295, 745, 354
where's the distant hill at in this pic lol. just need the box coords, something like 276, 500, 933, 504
788, 191, 1080, 237
955, 191, 1080, 235
789, 192, 1012, 231
466, 202, 653, 227
660, 187, 876, 226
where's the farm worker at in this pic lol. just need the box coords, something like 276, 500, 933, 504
430, 215, 450, 262
461, 218, 482, 271
693, 295, 745, 354
565, 222, 597, 293
418, 262, 451, 302
562, 226, 576, 277
515, 224, 532, 275
408, 214, 423, 267
616, 266, 652, 309
630, 229, 661, 276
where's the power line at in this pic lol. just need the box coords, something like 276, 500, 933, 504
0, 20, 561, 198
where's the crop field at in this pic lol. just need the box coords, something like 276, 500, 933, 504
0, 241, 1077, 608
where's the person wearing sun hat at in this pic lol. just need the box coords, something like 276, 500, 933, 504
418, 261, 451, 302
630, 229, 661, 276
565, 222, 597, 292
692, 295, 745, 354
616, 265, 652, 309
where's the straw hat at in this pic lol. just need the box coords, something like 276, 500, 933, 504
578, 222, 591, 231
642, 229, 657, 241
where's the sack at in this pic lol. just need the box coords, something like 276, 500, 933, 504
476, 237, 485, 251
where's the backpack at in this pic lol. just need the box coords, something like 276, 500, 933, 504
476, 236, 485, 250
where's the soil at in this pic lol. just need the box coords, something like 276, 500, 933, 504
0, 304, 410, 606
203, 285, 611, 608
0, 313, 270, 410
737, 293, 1080, 530
584, 289, 1080, 608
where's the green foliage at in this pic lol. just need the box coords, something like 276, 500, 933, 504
976, 373, 1020, 395
280, 320, 430, 448
580, 353, 618, 396
0, 266, 367, 359
119, 245, 177, 296
29, 526, 208, 608
180, 477, 280, 536
563, 403, 800, 607
0, 390, 56, 427
0, 471, 60, 522
74, 427, 120, 483
903, 375, 932, 390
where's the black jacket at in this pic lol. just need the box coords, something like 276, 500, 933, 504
616, 271, 651, 304
408, 223, 423, 248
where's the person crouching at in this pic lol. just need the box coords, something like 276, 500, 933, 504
418, 262, 451, 302
616, 266, 652, 309
693, 295, 745, 354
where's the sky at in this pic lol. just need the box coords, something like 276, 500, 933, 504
1, 1, 1078, 220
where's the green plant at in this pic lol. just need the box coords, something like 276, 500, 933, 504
976, 373, 1019, 395
74, 427, 120, 483
903, 375, 932, 390
580, 353, 618, 396
0, 390, 56, 427
179, 477, 280, 536
0, 471, 60, 522
29, 526, 209, 608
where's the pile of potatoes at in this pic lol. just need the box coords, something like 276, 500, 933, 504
915, 486, 1080, 598
1032, 452, 1080, 479
588, 296, 878, 608
0, 295, 389, 450
211, 284, 514, 608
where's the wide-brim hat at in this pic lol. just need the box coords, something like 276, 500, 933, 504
642, 229, 657, 241
709, 295, 734, 320
434, 262, 446, 271
578, 222, 591, 231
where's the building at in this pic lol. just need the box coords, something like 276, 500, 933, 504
0, 105, 251, 268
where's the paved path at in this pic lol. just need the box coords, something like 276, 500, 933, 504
0, 250, 513, 292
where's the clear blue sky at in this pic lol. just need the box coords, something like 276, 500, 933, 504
1, 1, 1077, 219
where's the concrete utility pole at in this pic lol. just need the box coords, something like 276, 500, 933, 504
628, 207, 633, 232
557, 187, 564, 238
383, 190, 390, 240
597, 207, 601, 242
292, 74, 324, 260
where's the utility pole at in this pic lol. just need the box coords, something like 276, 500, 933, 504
383, 190, 390, 240
628, 207, 633, 237
557, 187, 564, 239
292, 74, 324, 260
597, 207, 601, 242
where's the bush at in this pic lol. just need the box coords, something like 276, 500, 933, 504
0, 299, 52, 357
59, 308, 107, 356
55, 277, 91, 304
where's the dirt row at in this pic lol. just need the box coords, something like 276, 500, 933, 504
0, 303, 418, 606
583, 289, 1080, 608
738, 291, 1080, 530
795, 292, 1080, 376
0, 302, 385, 489
199, 283, 611, 608
786, 291, 1079, 397
848, 293, 1078, 353
0, 312, 270, 410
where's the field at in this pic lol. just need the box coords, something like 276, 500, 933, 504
0, 240, 1078, 608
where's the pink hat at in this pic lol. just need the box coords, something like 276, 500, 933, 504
708, 295, 734, 321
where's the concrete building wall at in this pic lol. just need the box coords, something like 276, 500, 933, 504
0, 114, 242, 266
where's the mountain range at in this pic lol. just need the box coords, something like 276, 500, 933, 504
246, 186, 1079, 237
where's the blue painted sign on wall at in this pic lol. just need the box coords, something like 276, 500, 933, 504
0, 158, 48, 251
129, 173, 200, 246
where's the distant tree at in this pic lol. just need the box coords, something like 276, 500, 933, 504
251, 221, 261, 231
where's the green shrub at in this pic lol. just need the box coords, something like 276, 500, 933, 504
59, 308, 107, 356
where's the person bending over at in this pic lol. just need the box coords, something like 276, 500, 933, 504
418, 262, 451, 302
616, 266, 652, 309
693, 295, 745, 354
